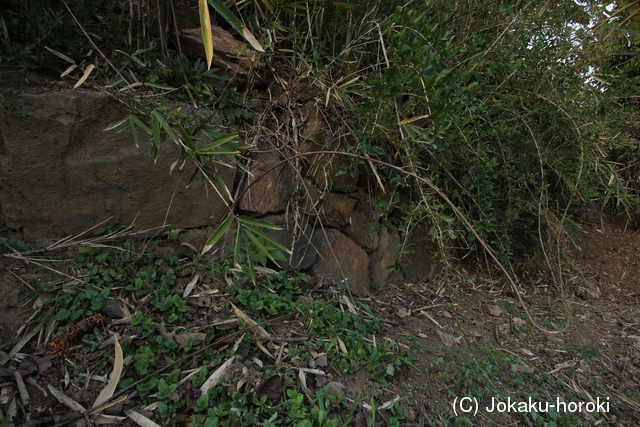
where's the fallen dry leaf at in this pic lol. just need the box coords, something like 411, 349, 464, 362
511, 364, 535, 374
48, 385, 86, 412
232, 303, 271, 337
125, 409, 161, 427
255, 375, 282, 401
518, 348, 535, 357
487, 304, 503, 317
182, 275, 199, 298
512, 317, 527, 326
92, 334, 123, 410
397, 307, 411, 318
326, 381, 346, 397
200, 355, 236, 396
176, 332, 207, 347
337, 336, 348, 354
547, 360, 577, 375
436, 330, 461, 347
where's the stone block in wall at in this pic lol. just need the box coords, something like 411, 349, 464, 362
259, 214, 318, 270
311, 229, 371, 296
342, 190, 381, 252
369, 225, 401, 286
0, 89, 234, 240
239, 152, 293, 215
400, 224, 442, 283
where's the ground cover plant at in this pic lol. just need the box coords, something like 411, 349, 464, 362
0, 236, 417, 426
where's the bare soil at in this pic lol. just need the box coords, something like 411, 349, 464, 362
1, 217, 639, 426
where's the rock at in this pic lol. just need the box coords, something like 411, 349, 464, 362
0, 89, 234, 240
152, 2, 263, 86
179, 27, 264, 85
318, 192, 357, 228
301, 186, 357, 228
399, 224, 442, 283
259, 214, 317, 270
342, 210, 378, 252
312, 229, 371, 296
239, 152, 293, 215
369, 225, 401, 286
299, 136, 359, 193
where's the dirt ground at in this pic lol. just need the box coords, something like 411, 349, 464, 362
1, 216, 640, 426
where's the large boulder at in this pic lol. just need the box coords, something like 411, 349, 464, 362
0, 89, 234, 240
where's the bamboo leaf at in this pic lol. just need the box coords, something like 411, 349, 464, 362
238, 216, 282, 230
130, 115, 151, 135
169, 158, 181, 174
197, 133, 238, 152
199, 0, 214, 70
104, 116, 129, 132
242, 224, 290, 254
120, 82, 144, 91
242, 231, 257, 283
44, 46, 76, 64
206, 0, 265, 52
73, 64, 95, 89
213, 175, 232, 200
152, 111, 162, 147
186, 167, 200, 187
144, 82, 177, 90
129, 117, 141, 147
152, 110, 178, 143
243, 226, 281, 265
92, 335, 123, 410
60, 64, 78, 78
202, 214, 234, 254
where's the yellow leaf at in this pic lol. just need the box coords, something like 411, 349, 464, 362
241, 27, 265, 52
199, 0, 214, 70
73, 64, 95, 90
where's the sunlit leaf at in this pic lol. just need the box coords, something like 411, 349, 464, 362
199, 0, 214, 70
206, 0, 265, 52
60, 64, 78, 78
73, 64, 95, 89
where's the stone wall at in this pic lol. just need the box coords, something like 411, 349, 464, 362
0, 83, 441, 296
0, 88, 233, 240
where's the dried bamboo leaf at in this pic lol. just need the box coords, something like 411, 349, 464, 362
1, 325, 42, 366
73, 64, 95, 89
125, 409, 162, 427
47, 384, 87, 412
13, 371, 29, 406
183, 275, 199, 298
92, 335, 123, 410
200, 355, 236, 396
231, 303, 271, 337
